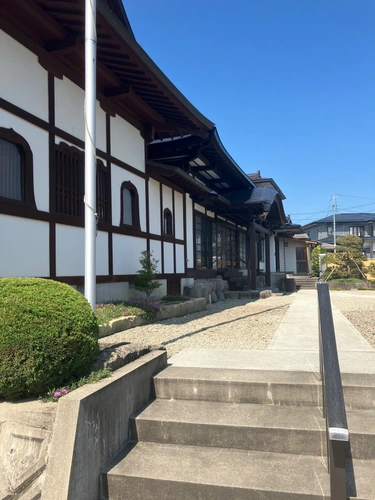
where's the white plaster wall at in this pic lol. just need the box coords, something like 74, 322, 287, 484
148, 178, 161, 235
0, 110, 49, 212
163, 242, 174, 273
55, 77, 84, 142
162, 185, 173, 212
111, 115, 145, 172
111, 165, 146, 229
186, 196, 194, 268
56, 226, 107, 276
194, 203, 205, 214
0, 215, 49, 277
0, 30, 48, 121
56, 225, 84, 276
270, 236, 276, 272
96, 231, 109, 275
54, 78, 106, 152
176, 244, 185, 273
279, 238, 306, 274
150, 240, 162, 273
113, 234, 146, 274
174, 192, 184, 240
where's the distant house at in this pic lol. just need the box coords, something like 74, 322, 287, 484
303, 213, 375, 257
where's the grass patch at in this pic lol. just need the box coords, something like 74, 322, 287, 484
40, 368, 112, 402
328, 278, 363, 283
95, 300, 161, 325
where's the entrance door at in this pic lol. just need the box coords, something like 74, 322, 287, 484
296, 247, 308, 274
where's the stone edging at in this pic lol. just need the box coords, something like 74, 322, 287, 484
98, 298, 207, 338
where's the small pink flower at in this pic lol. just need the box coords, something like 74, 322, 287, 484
54, 391, 61, 398
61, 388, 68, 394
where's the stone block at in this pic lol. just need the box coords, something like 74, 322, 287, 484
211, 291, 218, 303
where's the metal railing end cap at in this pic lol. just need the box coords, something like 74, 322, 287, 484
329, 427, 349, 442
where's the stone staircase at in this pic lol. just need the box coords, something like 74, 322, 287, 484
292, 275, 319, 290
103, 366, 375, 499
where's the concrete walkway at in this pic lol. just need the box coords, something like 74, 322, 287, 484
169, 290, 375, 375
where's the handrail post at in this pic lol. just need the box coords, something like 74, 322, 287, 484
317, 282, 349, 500
330, 440, 347, 500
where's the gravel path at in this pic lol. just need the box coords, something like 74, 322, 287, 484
331, 290, 375, 349
99, 295, 294, 357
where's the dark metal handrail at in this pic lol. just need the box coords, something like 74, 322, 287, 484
317, 283, 349, 500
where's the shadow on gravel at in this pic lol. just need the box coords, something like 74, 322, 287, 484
161, 305, 289, 347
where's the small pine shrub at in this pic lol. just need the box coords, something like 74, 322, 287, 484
0, 278, 99, 400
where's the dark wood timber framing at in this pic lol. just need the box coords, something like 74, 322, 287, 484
248, 217, 257, 290
48, 72, 56, 277
159, 182, 164, 274
265, 234, 271, 287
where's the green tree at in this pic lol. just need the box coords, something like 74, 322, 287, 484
311, 246, 326, 277
133, 250, 162, 298
327, 234, 367, 279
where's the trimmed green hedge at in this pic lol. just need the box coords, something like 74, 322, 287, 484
0, 278, 99, 400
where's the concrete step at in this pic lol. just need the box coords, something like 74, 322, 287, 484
154, 367, 375, 410
105, 441, 375, 500
132, 399, 327, 456
133, 399, 375, 460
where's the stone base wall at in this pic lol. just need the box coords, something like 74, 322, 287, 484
183, 277, 229, 303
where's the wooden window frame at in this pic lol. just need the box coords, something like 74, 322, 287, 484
163, 207, 173, 236
0, 128, 36, 210
120, 181, 140, 228
54, 142, 109, 222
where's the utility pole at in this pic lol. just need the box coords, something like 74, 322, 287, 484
84, 0, 97, 310
332, 194, 337, 253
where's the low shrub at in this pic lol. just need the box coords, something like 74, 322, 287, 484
161, 295, 188, 302
0, 278, 99, 400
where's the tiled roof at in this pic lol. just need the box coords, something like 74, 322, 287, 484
304, 213, 375, 227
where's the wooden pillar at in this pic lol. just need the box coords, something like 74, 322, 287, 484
248, 217, 257, 290
265, 233, 271, 286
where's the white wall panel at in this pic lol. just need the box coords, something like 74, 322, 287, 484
163, 242, 174, 273
148, 178, 161, 235
111, 115, 145, 172
150, 239, 162, 273
0, 216, 49, 277
113, 234, 146, 274
56, 225, 84, 276
111, 165, 146, 229
55, 77, 85, 141
0, 30, 48, 120
270, 236, 276, 272
0, 110, 49, 212
174, 192, 184, 240
162, 185, 173, 211
176, 244, 185, 273
96, 231, 109, 275
186, 196, 194, 268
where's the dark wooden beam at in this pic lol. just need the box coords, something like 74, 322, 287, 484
103, 85, 130, 98
248, 217, 257, 290
46, 35, 82, 55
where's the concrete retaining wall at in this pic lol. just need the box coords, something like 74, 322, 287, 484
42, 350, 167, 500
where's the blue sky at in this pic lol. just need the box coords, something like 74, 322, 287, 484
123, 0, 375, 226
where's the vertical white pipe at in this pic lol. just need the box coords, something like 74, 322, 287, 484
84, 0, 97, 310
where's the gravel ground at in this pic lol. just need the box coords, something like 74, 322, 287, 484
330, 290, 375, 348
99, 295, 294, 357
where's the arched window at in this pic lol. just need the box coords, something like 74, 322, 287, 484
163, 208, 173, 236
121, 181, 140, 227
0, 128, 35, 206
